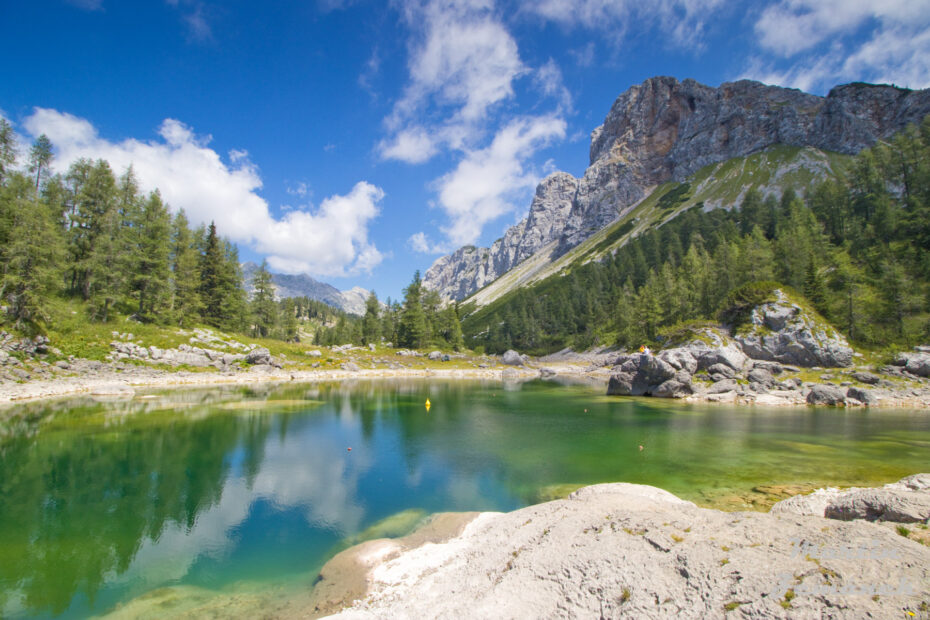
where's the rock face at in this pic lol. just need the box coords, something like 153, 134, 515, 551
423, 77, 930, 302
607, 353, 692, 398
734, 291, 854, 367
326, 481, 930, 619
423, 173, 576, 301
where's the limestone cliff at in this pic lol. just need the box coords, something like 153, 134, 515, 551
423, 77, 930, 301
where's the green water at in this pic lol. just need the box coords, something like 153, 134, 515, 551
1, 378, 928, 618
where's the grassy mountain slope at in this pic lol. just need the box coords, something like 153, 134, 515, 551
463, 146, 851, 312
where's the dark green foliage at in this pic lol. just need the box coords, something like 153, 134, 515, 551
249, 260, 277, 338
464, 116, 930, 353
398, 271, 428, 348
361, 291, 381, 345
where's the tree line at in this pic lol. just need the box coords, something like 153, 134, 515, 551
464, 116, 930, 354
0, 122, 249, 333
0, 124, 468, 352
311, 271, 465, 351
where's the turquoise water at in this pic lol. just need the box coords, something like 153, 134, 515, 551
1, 378, 928, 618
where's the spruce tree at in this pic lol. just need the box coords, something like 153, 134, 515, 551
28, 134, 53, 190
361, 291, 381, 345
132, 191, 172, 321
198, 222, 225, 327
398, 271, 427, 349
0, 119, 16, 185
0, 174, 64, 331
170, 211, 202, 326
249, 259, 277, 338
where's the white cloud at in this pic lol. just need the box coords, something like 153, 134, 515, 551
378, 127, 439, 164
746, 0, 930, 91
434, 115, 565, 247
408, 231, 448, 254
379, 0, 527, 164
24, 108, 383, 277
534, 58, 573, 112
526, 0, 724, 48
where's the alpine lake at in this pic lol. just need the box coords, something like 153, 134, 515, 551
1, 377, 929, 618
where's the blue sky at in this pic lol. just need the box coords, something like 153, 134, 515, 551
2, 0, 929, 301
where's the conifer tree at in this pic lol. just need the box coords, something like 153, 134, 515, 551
198, 222, 225, 327
398, 271, 427, 349
0, 119, 16, 185
170, 211, 202, 326
0, 174, 64, 331
249, 260, 277, 338
132, 190, 172, 321
28, 134, 53, 190
361, 291, 381, 345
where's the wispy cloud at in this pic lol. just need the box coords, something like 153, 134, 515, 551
24, 108, 384, 276
434, 114, 566, 247
745, 0, 930, 91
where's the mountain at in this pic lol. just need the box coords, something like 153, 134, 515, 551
240, 262, 372, 316
423, 77, 930, 303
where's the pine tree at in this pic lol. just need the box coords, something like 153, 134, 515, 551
249, 260, 277, 338
361, 291, 381, 345
199, 222, 225, 327
398, 271, 427, 349
0, 174, 65, 331
170, 211, 202, 326
131, 190, 172, 322
0, 119, 16, 185
281, 298, 299, 342
28, 134, 53, 190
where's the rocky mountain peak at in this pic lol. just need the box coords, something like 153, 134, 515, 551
423, 77, 930, 302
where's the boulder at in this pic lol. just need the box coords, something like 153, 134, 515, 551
850, 371, 880, 384
607, 355, 682, 397
846, 386, 877, 405
751, 360, 783, 375
502, 350, 525, 366
747, 367, 777, 388
806, 384, 846, 406
341, 362, 360, 372
706, 378, 738, 394
894, 352, 930, 377
306, 350, 323, 358
428, 350, 443, 361
656, 348, 697, 374
606, 372, 634, 396
825, 488, 930, 523
246, 347, 273, 365
734, 291, 853, 367
653, 379, 692, 398
539, 367, 557, 378
705, 363, 735, 379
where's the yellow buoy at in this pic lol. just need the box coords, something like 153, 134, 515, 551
425, 398, 431, 411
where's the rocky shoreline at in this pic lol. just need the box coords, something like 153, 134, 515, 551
312, 476, 930, 619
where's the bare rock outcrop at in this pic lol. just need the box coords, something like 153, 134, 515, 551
734, 291, 854, 367
325, 481, 930, 619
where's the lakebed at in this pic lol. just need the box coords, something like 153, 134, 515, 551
1, 378, 928, 618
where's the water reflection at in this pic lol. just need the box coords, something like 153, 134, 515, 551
0, 380, 928, 618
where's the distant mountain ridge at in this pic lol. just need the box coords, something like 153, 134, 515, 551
423, 77, 930, 302
240, 262, 371, 315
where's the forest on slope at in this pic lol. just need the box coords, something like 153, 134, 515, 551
462, 117, 930, 355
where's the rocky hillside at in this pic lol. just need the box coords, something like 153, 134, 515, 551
241, 262, 372, 315
423, 77, 930, 302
